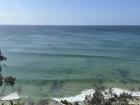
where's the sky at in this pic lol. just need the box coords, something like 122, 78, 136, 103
0, 0, 140, 25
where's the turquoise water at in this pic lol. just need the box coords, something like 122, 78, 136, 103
0, 25, 140, 98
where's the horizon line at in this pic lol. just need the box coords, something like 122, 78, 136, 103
0, 24, 140, 26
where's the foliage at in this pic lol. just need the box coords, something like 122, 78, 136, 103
84, 88, 138, 105
0, 50, 16, 96
0, 50, 7, 61
4, 76, 16, 87
61, 100, 73, 105
38, 99, 49, 105
0, 74, 3, 86
61, 88, 139, 105
85, 88, 106, 105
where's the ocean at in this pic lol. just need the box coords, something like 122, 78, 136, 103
0, 25, 140, 99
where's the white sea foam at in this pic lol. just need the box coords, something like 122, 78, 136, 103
52, 88, 140, 103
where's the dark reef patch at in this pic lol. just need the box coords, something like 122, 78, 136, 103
117, 68, 130, 79
50, 80, 64, 91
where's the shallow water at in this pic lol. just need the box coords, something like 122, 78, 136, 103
0, 25, 140, 98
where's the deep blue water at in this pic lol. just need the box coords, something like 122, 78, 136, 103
0, 25, 140, 80
0, 25, 140, 97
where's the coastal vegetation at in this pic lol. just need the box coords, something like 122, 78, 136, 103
84, 88, 137, 105
61, 88, 139, 105
0, 50, 16, 96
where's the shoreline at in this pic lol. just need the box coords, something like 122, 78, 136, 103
52, 88, 140, 103
1, 87, 140, 105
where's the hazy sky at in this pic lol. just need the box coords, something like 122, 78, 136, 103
0, 0, 140, 25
